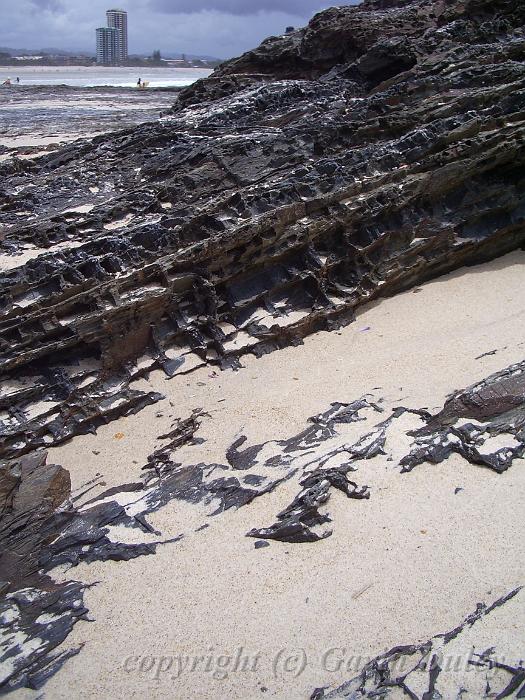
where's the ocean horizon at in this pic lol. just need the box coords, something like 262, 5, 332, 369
1, 65, 212, 88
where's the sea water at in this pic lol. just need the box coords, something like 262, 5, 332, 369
2, 66, 212, 88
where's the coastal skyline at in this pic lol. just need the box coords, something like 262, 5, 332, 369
2, 0, 359, 59
1, 0, 523, 697
96, 8, 128, 64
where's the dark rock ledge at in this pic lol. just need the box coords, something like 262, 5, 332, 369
1, 0, 525, 691
1, 0, 524, 457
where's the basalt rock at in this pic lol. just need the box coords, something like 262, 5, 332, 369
1, 0, 525, 456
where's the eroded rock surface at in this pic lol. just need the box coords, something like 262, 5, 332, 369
1, 0, 524, 456
1, 360, 524, 691
1, 0, 525, 692
401, 360, 525, 473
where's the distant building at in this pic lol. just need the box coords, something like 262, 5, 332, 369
95, 8, 128, 64
106, 9, 128, 62
96, 27, 120, 64
161, 59, 187, 67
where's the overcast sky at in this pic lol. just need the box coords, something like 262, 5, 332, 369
0, 0, 359, 58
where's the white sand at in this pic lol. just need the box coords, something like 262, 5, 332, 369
12, 251, 525, 699
1, 134, 103, 150
0, 241, 85, 272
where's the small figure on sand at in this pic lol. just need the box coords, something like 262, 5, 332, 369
137, 77, 142, 87
16, 77, 20, 84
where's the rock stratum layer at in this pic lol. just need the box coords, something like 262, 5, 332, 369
1, 0, 524, 457
1, 0, 525, 694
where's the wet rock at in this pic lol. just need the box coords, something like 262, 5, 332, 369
1, 0, 524, 458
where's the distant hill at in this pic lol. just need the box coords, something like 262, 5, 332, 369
0, 47, 94, 57
0, 46, 221, 62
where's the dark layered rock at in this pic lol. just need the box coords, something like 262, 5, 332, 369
177, 0, 525, 102
0, 452, 70, 590
1, 0, 525, 688
0, 448, 177, 693
400, 360, 525, 473
0, 0, 525, 697
0, 0, 524, 457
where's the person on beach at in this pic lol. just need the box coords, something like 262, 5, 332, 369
137, 77, 142, 87
16, 77, 20, 84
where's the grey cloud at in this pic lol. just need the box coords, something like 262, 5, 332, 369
150, 0, 349, 16
29, 0, 64, 11
4, 0, 360, 58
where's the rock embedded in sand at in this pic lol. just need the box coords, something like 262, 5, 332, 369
1, 0, 525, 692
400, 360, 525, 473
311, 587, 525, 699
1, 0, 525, 456
1, 358, 525, 691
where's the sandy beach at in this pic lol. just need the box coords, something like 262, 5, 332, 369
1, 0, 524, 696
0, 67, 209, 161
7, 250, 522, 699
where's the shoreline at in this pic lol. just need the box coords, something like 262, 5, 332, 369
0, 84, 182, 92
0, 65, 212, 88
1, 0, 524, 693
0, 83, 179, 161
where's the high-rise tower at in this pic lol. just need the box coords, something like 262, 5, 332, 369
96, 27, 120, 64
106, 9, 128, 62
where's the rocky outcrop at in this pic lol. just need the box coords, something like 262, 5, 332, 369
1, 0, 525, 689
1, 0, 524, 457
177, 0, 524, 101
400, 360, 525, 473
